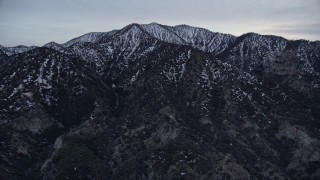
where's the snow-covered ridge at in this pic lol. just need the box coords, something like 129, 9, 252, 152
171, 24, 236, 54
140, 23, 187, 45
138, 23, 236, 54
63, 32, 106, 47
38, 22, 237, 55
40, 30, 119, 51
0, 45, 37, 56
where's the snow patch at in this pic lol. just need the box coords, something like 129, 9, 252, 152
8, 84, 24, 98
130, 70, 140, 83
179, 63, 186, 79
187, 50, 191, 59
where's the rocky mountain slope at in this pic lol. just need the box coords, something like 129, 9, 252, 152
0, 23, 320, 180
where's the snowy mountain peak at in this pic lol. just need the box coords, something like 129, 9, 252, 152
140, 23, 187, 44
43, 41, 64, 51
110, 23, 236, 55
228, 32, 289, 55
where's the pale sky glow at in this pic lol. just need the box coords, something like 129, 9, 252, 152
0, 0, 319, 46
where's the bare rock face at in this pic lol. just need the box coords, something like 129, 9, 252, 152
276, 122, 320, 179
0, 23, 320, 179
12, 108, 57, 134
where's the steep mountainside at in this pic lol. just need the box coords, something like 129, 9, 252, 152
0, 49, 8, 63
171, 24, 236, 54
43, 42, 64, 51
63, 31, 118, 48
0, 23, 319, 180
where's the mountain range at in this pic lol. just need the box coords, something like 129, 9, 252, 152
1, 22, 320, 179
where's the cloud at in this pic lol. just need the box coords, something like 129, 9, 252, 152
273, 23, 320, 35
259, 23, 320, 40
0, 0, 319, 46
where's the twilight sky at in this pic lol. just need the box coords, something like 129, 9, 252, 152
0, 0, 319, 46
